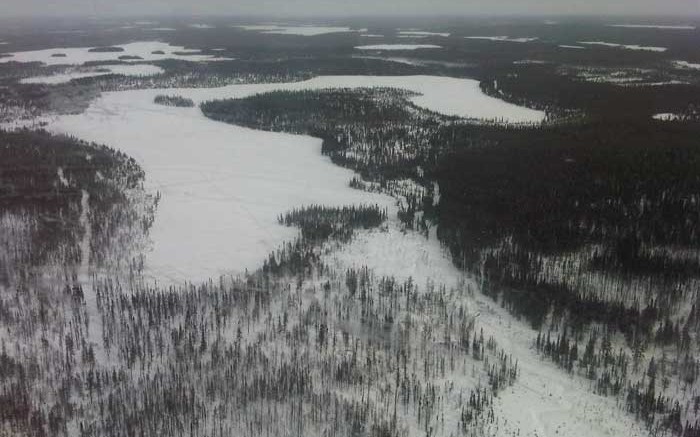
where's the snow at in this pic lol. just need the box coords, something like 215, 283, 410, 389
20, 64, 164, 84
189, 23, 215, 29
578, 41, 667, 52
323, 215, 650, 437
360, 34, 384, 38
559, 44, 586, 49
234, 25, 357, 36
465, 36, 539, 43
673, 60, 700, 70
0, 41, 231, 66
45, 75, 542, 284
653, 113, 683, 121
355, 44, 442, 50
609, 24, 696, 30
398, 31, 450, 37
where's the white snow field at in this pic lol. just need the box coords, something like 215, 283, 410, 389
323, 220, 650, 437
234, 25, 357, 36
398, 30, 450, 37
355, 44, 442, 50
0, 41, 230, 65
20, 64, 164, 84
578, 41, 667, 52
674, 60, 700, 70
609, 24, 696, 30
466, 36, 539, 43
46, 75, 543, 284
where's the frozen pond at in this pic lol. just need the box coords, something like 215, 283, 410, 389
47, 75, 544, 284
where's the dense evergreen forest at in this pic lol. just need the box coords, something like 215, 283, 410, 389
3, 16, 700, 436
202, 87, 700, 435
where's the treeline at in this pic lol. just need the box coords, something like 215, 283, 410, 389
153, 94, 195, 107
0, 128, 152, 270
279, 204, 387, 244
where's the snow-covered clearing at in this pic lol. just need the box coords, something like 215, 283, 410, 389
189, 23, 215, 29
398, 31, 450, 37
323, 218, 650, 437
578, 41, 667, 52
20, 64, 164, 84
674, 60, 700, 70
45, 75, 542, 284
466, 36, 539, 43
0, 41, 230, 65
609, 24, 696, 30
653, 113, 683, 121
355, 44, 442, 50
234, 24, 357, 36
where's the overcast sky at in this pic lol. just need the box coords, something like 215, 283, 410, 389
5, 0, 700, 17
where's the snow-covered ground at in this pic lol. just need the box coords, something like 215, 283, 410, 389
234, 24, 357, 36
398, 31, 450, 38
559, 45, 586, 49
20, 64, 164, 84
466, 36, 539, 43
608, 24, 696, 30
45, 75, 543, 284
0, 41, 230, 65
189, 23, 215, 29
578, 41, 667, 52
323, 219, 650, 437
355, 44, 442, 50
653, 113, 683, 121
674, 60, 700, 70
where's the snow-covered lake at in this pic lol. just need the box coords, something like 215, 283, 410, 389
47, 75, 544, 284
578, 41, 667, 52
465, 36, 538, 43
234, 25, 358, 36
0, 41, 230, 65
20, 64, 164, 84
355, 44, 442, 50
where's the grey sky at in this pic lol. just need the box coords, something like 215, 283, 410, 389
5, 0, 700, 17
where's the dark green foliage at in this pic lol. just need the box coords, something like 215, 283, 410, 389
153, 94, 195, 107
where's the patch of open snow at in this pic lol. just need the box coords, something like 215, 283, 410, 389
578, 41, 667, 52
466, 36, 539, 43
189, 23, 215, 29
653, 113, 683, 121
609, 24, 695, 30
559, 44, 586, 49
20, 64, 164, 84
355, 44, 442, 50
57, 167, 69, 187
673, 60, 700, 70
46, 75, 542, 284
398, 31, 450, 38
0, 41, 231, 65
235, 25, 356, 36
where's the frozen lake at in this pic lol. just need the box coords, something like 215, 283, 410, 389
48, 75, 544, 284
